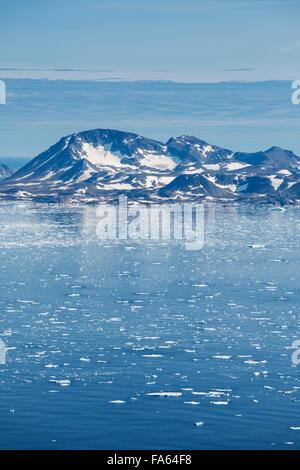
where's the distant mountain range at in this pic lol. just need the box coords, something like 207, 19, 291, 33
0, 164, 14, 180
0, 128, 299, 204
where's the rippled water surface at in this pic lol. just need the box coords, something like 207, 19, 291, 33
0, 202, 299, 449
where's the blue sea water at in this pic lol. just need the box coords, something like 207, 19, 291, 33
0, 202, 299, 450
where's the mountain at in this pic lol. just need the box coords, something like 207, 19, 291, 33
0, 163, 14, 180
0, 128, 299, 204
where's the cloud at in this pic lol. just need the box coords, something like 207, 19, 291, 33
224, 68, 256, 72
0, 67, 116, 72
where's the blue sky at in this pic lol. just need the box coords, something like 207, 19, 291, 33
1, 1, 300, 161
1, 79, 300, 159
1, 0, 300, 82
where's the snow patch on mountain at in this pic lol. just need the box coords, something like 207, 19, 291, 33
81, 142, 125, 167
137, 150, 179, 170
226, 162, 250, 171
268, 175, 284, 190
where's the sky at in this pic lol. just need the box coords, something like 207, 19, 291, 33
1, 79, 300, 161
1, 1, 300, 161
0, 0, 300, 82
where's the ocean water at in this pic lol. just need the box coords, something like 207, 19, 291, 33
0, 201, 299, 450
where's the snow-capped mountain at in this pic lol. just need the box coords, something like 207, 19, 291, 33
0, 163, 14, 180
0, 128, 299, 204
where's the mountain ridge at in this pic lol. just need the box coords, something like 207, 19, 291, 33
0, 128, 299, 205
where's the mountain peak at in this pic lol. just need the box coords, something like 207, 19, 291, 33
266, 145, 283, 152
